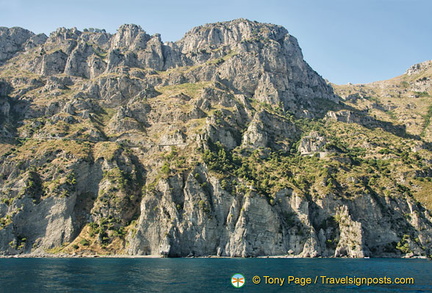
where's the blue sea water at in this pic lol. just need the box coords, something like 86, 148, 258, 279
0, 258, 430, 292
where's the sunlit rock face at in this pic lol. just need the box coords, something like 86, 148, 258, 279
0, 20, 431, 258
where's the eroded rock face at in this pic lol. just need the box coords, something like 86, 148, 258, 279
2, 19, 338, 116
40, 50, 68, 76
126, 166, 432, 257
298, 131, 327, 155
0, 19, 431, 258
0, 27, 37, 64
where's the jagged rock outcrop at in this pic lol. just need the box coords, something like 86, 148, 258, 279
406, 60, 432, 76
2, 19, 339, 117
40, 50, 68, 76
298, 131, 327, 155
0, 20, 431, 258
0, 27, 37, 64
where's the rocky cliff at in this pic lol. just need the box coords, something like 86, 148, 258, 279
0, 19, 431, 258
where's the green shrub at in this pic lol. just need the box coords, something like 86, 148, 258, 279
80, 239, 90, 246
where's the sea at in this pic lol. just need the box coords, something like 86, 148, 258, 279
0, 258, 430, 292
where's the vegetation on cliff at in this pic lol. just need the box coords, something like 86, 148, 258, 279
0, 20, 431, 257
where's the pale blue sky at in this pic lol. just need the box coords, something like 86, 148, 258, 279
1, 0, 431, 84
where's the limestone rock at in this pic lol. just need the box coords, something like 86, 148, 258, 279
112, 24, 149, 50
333, 206, 365, 258
64, 42, 95, 78
0, 27, 35, 64
298, 131, 327, 155
40, 50, 68, 76
0, 20, 431, 259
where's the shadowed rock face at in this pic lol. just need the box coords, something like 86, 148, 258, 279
0, 19, 431, 258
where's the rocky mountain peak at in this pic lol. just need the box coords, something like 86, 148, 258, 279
0, 26, 35, 43
0, 20, 336, 115
112, 24, 150, 50
0, 27, 35, 64
178, 18, 289, 52
0, 20, 431, 258
170, 18, 337, 113
49, 27, 82, 41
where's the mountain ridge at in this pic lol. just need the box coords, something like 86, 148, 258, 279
0, 19, 431, 258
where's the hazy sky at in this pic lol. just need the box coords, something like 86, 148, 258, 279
1, 0, 431, 84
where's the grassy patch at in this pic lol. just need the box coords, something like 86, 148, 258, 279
155, 82, 213, 99
93, 142, 121, 161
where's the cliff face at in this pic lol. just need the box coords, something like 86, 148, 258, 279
0, 19, 431, 258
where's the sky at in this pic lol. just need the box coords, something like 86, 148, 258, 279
1, 0, 431, 85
